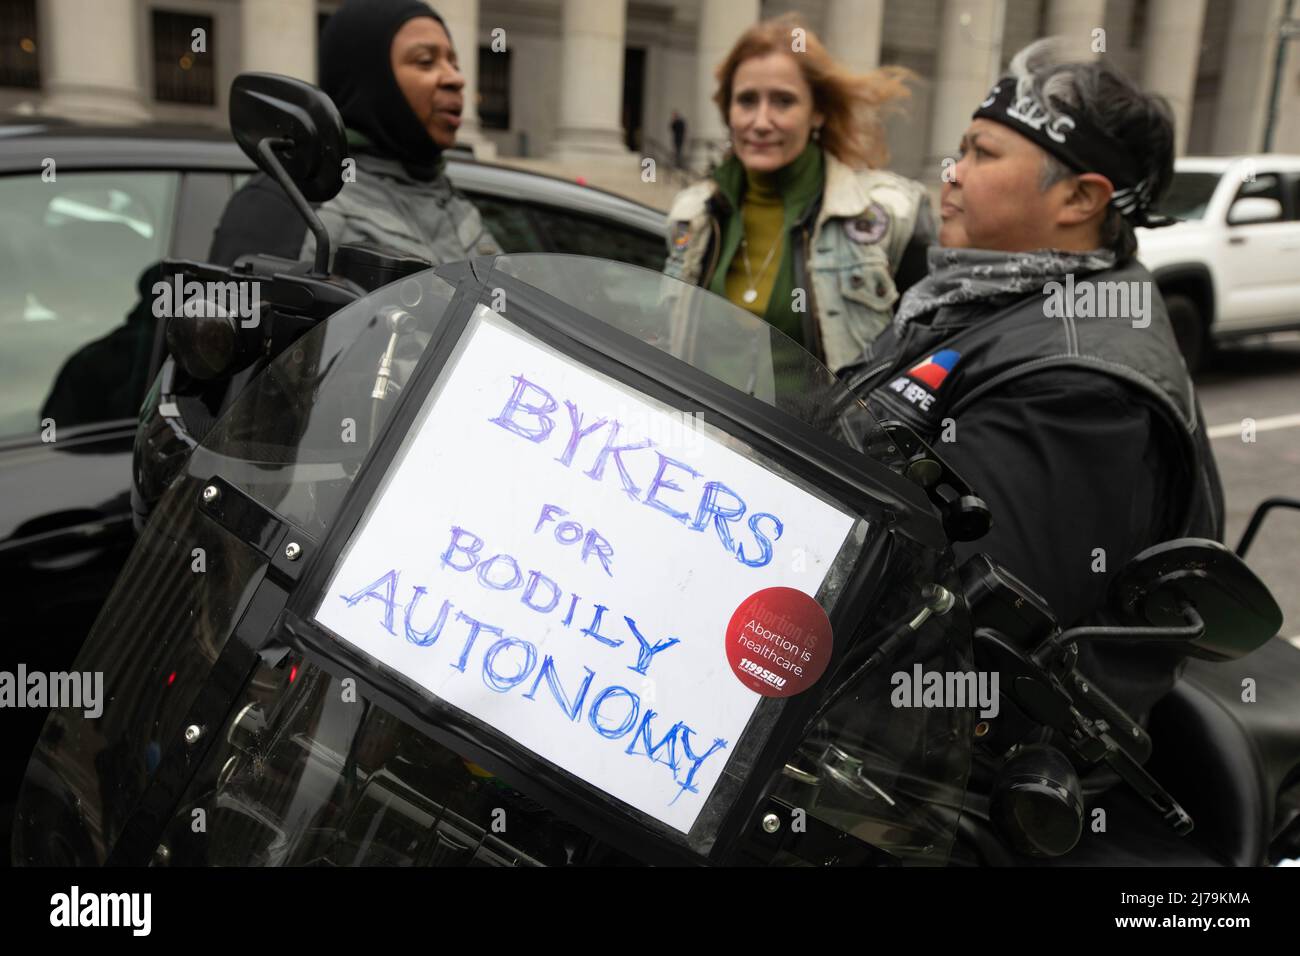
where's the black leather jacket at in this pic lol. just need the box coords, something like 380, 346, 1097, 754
846, 258, 1225, 719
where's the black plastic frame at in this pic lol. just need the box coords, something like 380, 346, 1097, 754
279, 256, 946, 865
106, 476, 318, 865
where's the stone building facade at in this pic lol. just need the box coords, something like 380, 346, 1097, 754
2, 0, 1298, 181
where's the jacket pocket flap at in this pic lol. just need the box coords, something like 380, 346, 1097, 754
839, 267, 898, 310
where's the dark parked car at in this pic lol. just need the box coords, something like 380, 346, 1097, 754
0, 120, 666, 840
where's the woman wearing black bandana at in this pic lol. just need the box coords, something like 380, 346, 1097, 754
845, 39, 1225, 725
209, 0, 500, 267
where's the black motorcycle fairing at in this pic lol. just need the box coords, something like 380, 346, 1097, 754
14, 272, 457, 866
15, 256, 971, 867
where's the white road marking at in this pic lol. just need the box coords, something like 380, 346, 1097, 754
1207, 412, 1300, 440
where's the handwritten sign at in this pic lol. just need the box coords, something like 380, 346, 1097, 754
314, 307, 857, 833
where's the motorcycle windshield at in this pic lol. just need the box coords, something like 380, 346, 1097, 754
15, 255, 971, 868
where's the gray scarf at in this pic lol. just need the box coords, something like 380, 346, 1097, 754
896, 246, 1116, 328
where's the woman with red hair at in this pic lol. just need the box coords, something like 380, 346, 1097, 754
664, 14, 933, 372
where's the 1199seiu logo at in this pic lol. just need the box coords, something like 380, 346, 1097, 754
738, 656, 786, 689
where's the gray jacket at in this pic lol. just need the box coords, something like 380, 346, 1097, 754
302, 151, 502, 267
664, 153, 934, 372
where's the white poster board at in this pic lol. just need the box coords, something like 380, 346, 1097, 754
315, 307, 857, 833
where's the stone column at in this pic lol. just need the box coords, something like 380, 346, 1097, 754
925, 0, 1004, 173
241, 0, 316, 82
1141, 0, 1208, 155
689, 0, 761, 170
41, 0, 149, 123
439, 0, 496, 158
1045, 0, 1108, 60
1214, 0, 1286, 154
824, 0, 886, 73
1271, 9, 1300, 153
548, 0, 632, 161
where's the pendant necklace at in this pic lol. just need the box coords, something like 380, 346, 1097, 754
740, 231, 782, 304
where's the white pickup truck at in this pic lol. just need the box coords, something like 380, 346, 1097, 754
1137, 155, 1300, 370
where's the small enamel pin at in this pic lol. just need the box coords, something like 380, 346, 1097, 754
845, 202, 890, 245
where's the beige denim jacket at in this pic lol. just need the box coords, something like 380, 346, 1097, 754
664, 152, 932, 372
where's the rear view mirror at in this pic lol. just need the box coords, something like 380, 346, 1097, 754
229, 72, 347, 205
1227, 196, 1282, 226
1110, 538, 1282, 662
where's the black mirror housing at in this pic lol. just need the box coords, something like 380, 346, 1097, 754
229, 72, 348, 204
1110, 538, 1283, 662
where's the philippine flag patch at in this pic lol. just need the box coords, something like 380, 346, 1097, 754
907, 349, 961, 389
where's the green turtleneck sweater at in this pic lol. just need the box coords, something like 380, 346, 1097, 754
708, 142, 825, 347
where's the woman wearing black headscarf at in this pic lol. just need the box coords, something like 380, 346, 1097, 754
209, 0, 500, 267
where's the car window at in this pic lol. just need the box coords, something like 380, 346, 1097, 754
526, 204, 666, 271
1232, 173, 1286, 222
468, 193, 546, 253
1154, 171, 1220, 221
0, 171, 179, 443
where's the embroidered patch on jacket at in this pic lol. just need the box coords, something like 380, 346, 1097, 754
845, 202, 890, 244
888, 375, 937, 412
906, 349, 961, 389
672, 221, 691, 248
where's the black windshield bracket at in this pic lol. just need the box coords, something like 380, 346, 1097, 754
195, 475, 317, 587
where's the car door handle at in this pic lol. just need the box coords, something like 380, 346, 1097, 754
1228, 236, 1247, 245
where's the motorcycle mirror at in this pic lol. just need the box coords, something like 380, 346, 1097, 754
229, 72, 347, 274
1109, 538, 1283, 662
229, 72, 347, 203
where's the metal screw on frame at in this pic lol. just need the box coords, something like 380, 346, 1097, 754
285, 542, 302, 561
184, 724, 202, 745
761, 813, 781, 834
202, 485, 219, 503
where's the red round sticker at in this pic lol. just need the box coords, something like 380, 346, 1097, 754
725, 588, 833, 698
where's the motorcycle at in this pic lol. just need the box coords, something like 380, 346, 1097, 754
12, 74, 1300, 868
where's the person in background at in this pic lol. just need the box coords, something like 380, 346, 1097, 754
846, 39, 1224, 722
209, 0, 500, 268
663, 14, 934, 374
671, 110, 687, 169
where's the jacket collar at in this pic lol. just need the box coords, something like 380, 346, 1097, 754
347, 127, 449, 185
812, 152, 875, 242
668, 151, 876, 233
820, 153, 871, 218
710, 142, 824, 212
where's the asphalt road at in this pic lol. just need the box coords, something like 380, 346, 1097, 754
1195, 332, 1300, 641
